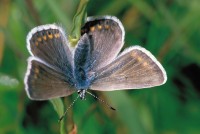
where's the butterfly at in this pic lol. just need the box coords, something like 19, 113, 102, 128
24, 16, 167, 101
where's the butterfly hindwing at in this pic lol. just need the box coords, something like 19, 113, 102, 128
24, 57, 75, 100
90, 46, 167, 91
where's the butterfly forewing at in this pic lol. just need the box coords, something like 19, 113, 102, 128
81, 16, 125, 71
90, 46, 167, 91
27, 24, 74, 79
24, 57, 75, 100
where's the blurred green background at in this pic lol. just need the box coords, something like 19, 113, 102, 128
1, 0, 200, 134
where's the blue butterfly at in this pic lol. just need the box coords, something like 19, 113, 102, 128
24, 16, 167, 100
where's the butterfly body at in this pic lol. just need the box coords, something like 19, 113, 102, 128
24, 16, 167, 100
73, 34, 94, 91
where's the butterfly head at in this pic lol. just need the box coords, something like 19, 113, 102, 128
77, 89, 86, 100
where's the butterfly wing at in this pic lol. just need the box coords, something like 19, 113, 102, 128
26, 24, 74, 80
90, 46, 167, 91
81, 16, 125, 71
25, 25, 75, 100
24, 57, 75, 100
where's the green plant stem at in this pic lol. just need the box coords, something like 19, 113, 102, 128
69, 0, 89, 47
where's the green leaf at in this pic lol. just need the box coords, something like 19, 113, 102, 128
50, 98, 66, 134
69, 0, 89, 47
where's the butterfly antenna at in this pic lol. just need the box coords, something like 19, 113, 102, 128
58, 95, 79, 122
86, 91, 116, 111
